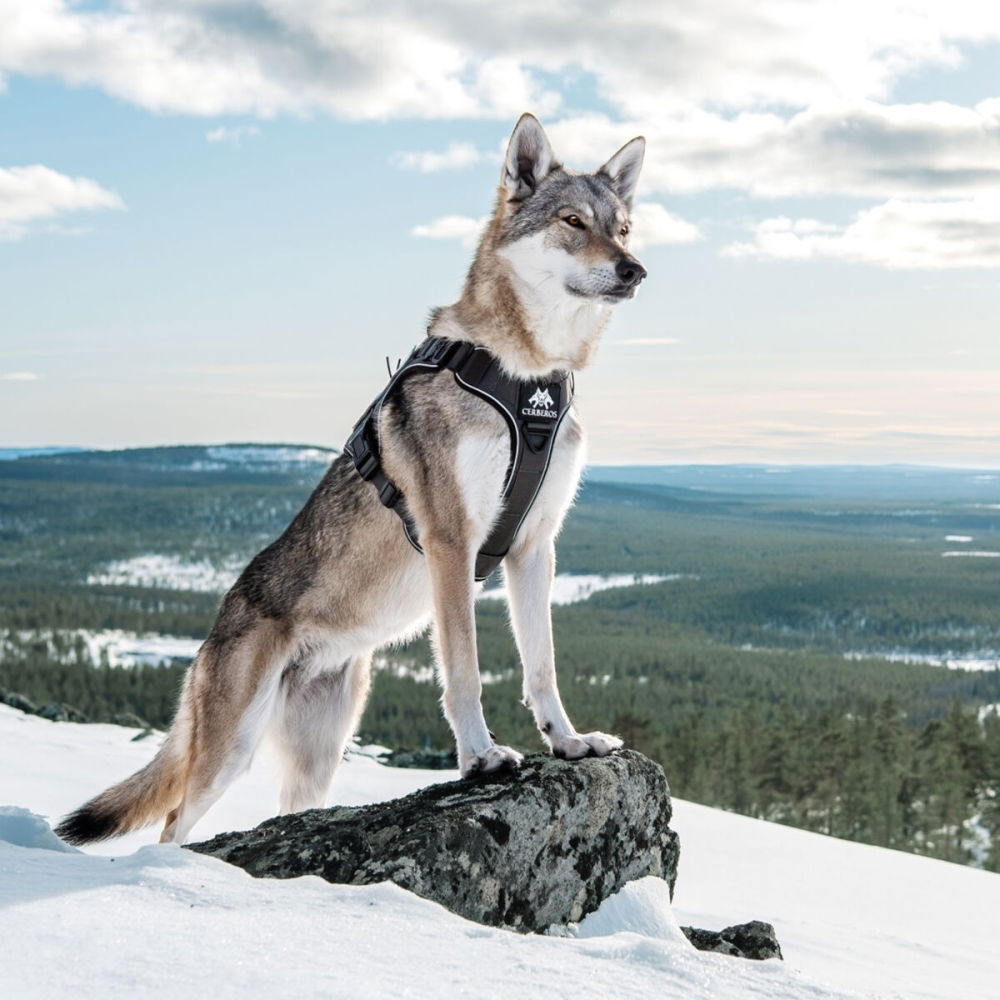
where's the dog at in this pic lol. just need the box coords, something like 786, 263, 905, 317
56, 113, 647, 846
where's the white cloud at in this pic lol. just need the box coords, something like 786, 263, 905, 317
548, 99, 1000, 201
0, 1, 561, 120
206, 125, 261, 145
391, 142, 483, 173
0, 372, 40, 381
629, 202, 701, 249
411, 215, 487, 248
723, 196, 1000, 269
2, 2, 998, 121
0, 165, 123, 241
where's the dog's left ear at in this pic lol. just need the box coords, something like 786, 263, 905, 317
597, 136, 646, 208
503, 113, 558, 201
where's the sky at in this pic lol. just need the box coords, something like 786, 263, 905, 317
1, 1, 998, 466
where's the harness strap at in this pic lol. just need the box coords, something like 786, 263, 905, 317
344, 337, 573, 582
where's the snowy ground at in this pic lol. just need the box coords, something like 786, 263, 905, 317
1, 705, 998, 1000
86, 554, 246, 592
86, 554, 685, 602
480, 572, 687, 605
843, 649, 1000, 672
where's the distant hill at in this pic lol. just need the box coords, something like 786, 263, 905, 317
586, 463, 1000, 502
0, 443, 339, 487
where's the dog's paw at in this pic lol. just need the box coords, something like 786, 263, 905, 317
550, 731, 623, 760
461, 744, 524, 778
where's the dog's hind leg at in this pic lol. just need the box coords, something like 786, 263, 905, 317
160, 621, 291, 844
272, 652, 373, 814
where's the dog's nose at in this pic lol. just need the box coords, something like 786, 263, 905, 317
615, 256, 647, 287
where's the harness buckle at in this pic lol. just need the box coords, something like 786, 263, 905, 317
354, 448, 379, 481
378, 480, 401, 508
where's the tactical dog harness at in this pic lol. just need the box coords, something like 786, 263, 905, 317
345, 336, 574, 581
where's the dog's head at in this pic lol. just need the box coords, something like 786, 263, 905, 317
492, 114, 647, 305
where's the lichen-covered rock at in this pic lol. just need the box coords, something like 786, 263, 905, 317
1, 692, 38, 715
681, 920, 784, 960
381, 747, 458, 770
189, 750, 679, 933
37, 703, 89, 723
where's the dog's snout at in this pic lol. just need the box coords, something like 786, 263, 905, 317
615, 256, 647, 288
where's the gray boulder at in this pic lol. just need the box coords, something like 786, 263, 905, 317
189, 749, 679, 933
37, 702, 89, 723
682, 920, 784, 960
2, 692, 38, 715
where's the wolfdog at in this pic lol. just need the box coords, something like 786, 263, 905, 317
57, 114, 647, 846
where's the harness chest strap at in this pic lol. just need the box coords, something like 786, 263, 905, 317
344, 337, 574, 582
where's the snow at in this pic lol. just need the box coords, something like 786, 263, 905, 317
86, 554, 244, 592
844, 649, 1000, 672
1, 628, 202, 667
941, 550, 1000, 558
944, 535, 972, 542
480, 572, 688, 605
205, 444, 334, 467
86, 557, 689, 605
1, 705, 999, 1000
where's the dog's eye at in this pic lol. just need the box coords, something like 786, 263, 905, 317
563, 215, 585, 229
620, 226, 630, 239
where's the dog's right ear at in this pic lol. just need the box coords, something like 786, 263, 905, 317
502, 113, 558, 201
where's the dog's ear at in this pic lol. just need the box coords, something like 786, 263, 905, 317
502, 113, 558, 201
597, 136, 646, 208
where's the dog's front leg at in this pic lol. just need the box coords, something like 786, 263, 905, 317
424, 533, 524, 777
505, 539, 623, 759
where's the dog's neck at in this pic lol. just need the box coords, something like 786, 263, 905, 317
428, 209, 613, 379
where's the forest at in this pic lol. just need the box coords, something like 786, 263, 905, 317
1, 446, 998, 868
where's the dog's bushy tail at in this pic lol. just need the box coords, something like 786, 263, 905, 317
55, 683, 194, 846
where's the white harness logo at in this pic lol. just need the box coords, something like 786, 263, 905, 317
528, 387, 554, 410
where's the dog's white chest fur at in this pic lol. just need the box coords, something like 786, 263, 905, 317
454, 431, 512, 544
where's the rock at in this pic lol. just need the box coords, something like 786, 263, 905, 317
380, 747, 458, 769
681, 920, 783, 960
110, 712, 150, 730
189, 749, 680, 933
37, 703, 89, 723
2, 692, 39, 715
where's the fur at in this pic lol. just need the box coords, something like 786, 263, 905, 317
55, 113, 648, 846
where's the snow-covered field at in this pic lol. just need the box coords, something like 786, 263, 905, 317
86, 554, 684, 603
1, 628, 203, 668
844, 649, 1000, 672
1, 707, 998, 1000
86, 554, 246, 592
479, 571, 686, 605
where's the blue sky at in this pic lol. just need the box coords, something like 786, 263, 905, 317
1, 2, 998, 465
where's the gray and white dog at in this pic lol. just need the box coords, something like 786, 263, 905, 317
57, 114, 647, 846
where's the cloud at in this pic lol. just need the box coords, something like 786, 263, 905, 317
2, 2, 999, 121
0, 165, 123, 241
0, 372, 40, 381
206, 124, 261, 145
0, 2, 561, 119
548, 99, 1000, 201
411, 215, 487, 248
391, 141, 484, 172
629, 202, 701, 249
723, 196, 1000, 269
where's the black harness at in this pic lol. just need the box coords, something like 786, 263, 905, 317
345, 336, 574, 581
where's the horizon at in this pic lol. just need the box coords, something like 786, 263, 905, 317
2, 442, 997, 473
